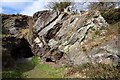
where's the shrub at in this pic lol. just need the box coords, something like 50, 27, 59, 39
48, 2, 71, 12
101, 8, 120, 24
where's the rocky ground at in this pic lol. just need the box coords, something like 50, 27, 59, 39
1, 9, 120, 78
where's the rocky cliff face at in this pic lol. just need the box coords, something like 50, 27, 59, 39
30, 10, 120, 66
2, 14, 33, 38
2, 14, 34, 68
2, 10, 120, 68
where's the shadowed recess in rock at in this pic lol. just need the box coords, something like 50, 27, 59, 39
11, 38, 34, 60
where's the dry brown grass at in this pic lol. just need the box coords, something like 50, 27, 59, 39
81, 22, 119, 53
20, 29, 29, 37
64, 63, 120, 78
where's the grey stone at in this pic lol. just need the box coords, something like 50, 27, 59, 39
30, 10, 119, 66
89, 37, 120, 66
48, 39, 58, 49
33, 11, 58, 32
9, 27, 17, 34
38, 13, 64, 36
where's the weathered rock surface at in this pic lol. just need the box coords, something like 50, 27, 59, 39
2, 14, 33, 38
2, 10, 120, 68
2, 14, 34, 68
30, 10, 120, 66
89, 36, 119, 66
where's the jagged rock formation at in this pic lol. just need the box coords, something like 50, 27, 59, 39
2, 14, 33, 38
2, 10, 120, 68
30, 10, 120, 66
2, 14, 34, 68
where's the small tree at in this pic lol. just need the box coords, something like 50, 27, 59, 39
48, 2, 71, 12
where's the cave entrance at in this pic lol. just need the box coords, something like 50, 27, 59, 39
11, 38, 34, 60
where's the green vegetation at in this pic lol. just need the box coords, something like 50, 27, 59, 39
88, 2, 117, 11
88, 2, 120, 24
24, 63, 65, 78
2, 56, 66, 78
31, 56, 39, 65
48, 2, 71, 11
101, 8, 120, 24
95, 30, 101, 35
2, 69, 25, 78
3, 56, 120, 78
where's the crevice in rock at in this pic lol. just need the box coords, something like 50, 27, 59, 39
46, 58, 54, 62
61, 13, 69, 21
14, 19, 28, 28
45, 23, 62, 43
36, 12, 60, 34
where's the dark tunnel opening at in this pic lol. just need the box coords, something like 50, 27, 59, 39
10, 38, 34, 60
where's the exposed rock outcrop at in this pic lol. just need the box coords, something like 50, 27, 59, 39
2, 9, 120, 68
2, 14, 34, 68
30, 10, 120, 66
2, 14, 33, 39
